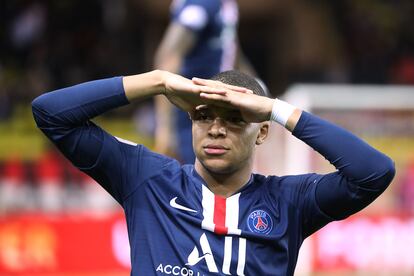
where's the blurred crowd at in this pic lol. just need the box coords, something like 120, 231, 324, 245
1, 0, 414, 214
0, 148, 117, 214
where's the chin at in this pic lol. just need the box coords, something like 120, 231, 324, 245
201, 159, 237, 175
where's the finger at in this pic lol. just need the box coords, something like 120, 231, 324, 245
221, 83, 251, 93
197, 86, 227, 95
199, 92, 231, 103
192, 77, 224, 88
192, 77, 252, 94
192, 77, 210, 86
199, 98, 232, 109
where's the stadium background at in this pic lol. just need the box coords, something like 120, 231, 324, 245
1, 1, 414, 275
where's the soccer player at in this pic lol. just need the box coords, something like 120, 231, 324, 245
154, 0, 256, 164
32, 69, 395, 275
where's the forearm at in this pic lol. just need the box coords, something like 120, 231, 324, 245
32, 76, 128, 130
153, 22, 195, 73
123, 70, 166, 102
32, 70, 167, 134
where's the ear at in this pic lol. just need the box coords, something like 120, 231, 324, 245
255, 122, 269, 145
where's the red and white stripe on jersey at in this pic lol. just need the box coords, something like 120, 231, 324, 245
201, 185, 242, 236
201, 185, 246, 275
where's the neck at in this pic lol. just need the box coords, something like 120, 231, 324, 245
194, 159, 253, 198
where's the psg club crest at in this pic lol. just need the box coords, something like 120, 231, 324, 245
247, 210, 273, 235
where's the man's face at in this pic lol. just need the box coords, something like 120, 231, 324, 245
191, 105, 267, 174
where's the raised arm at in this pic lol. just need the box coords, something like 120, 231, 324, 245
291, 111, 395, 219
32, 70, 239, 203
32, 75, 131, 203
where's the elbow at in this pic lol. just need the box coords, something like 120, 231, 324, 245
31, 94, 45, 112
31, 95, 44, 128
31, 93, 54, 129
356, 155, 396, 192
383, 157, 396, 187
374, 156, 396, 192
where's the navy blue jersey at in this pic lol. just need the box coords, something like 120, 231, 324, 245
32, 77, 395, 275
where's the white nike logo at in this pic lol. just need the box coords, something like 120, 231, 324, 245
170, 197, 197, 213
186, 252, 211, 266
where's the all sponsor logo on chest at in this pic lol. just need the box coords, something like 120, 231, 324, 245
155, 263, 206, 276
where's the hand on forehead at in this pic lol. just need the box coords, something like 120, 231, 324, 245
192, 77, 253, 94
186, 78, 249, 113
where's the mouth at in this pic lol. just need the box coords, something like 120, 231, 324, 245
203, 144, 229, 155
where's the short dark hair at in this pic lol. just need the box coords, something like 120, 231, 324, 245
211, 70, 270, 97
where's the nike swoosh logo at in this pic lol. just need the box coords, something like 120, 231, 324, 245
170, 197, 197, 213
185, 253, 211, 266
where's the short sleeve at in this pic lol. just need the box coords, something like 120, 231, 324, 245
172, 0, 220, 32
177, 5, 208, 31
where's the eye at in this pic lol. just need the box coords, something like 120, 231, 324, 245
193, 110, 214, 122
228, 117, 245, 123
226, 114, 246, 126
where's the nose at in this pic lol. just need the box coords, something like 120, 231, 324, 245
208, 118, 227, 138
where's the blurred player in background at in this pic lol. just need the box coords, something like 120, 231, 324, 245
154, 0, 257, 163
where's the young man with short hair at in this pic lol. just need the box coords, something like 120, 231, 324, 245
32, 69, 394, 275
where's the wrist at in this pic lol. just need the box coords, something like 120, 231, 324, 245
152, 69, 167, 95
264, 98, 275, 120
270, 98, 297, 127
